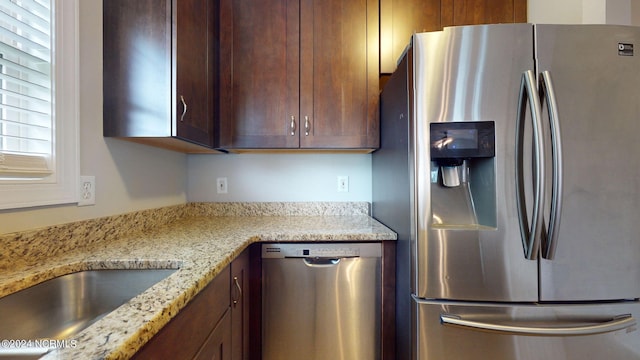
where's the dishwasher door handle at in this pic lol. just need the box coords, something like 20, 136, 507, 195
303, 258, 342, 267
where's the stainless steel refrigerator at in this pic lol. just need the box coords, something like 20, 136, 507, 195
372, 24, 640, 360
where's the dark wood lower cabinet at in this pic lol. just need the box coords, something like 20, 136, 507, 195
132, 265, 231, 360
132, 246, 257, 360
194, 310, 232, 360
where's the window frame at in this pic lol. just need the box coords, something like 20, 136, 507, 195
0, 0, 79, 210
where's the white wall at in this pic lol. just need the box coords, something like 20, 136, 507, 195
188, 153, 372, 202
529, 0, 640, 24
528, 0, 584, 23
634, 1, 640, 25
0, 0, 188, 235
604, 0, 632, 24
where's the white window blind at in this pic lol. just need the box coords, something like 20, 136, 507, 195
0, 0, 78, 210
0, 0, 52, 178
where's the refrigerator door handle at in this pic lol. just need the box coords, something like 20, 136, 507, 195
516, 70, 546, 260
539, 71, 563, 260
440, 313, 636, 336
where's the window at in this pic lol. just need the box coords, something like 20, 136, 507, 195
0, 0, 78, 210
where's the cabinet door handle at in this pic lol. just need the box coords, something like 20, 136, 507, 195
290, 115, 296, 136
179, 95, 188, 122
232, 276, 242, 305
304, 116, 310, 136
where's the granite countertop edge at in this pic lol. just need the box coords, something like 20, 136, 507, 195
0, 202, 396, 360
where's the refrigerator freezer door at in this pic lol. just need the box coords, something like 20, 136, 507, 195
535, 25, 640, 301
415, 298, 640, 360
413, 24, 539, 302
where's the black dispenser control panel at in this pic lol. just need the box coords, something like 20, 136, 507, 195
430, 121, 495, 160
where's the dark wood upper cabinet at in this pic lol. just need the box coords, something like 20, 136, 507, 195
300, 0, 380, 149
219, 0, 379, 151
380, 0, 527, 74
103, 0, 219, 153
380, 0, 441, 75
104, 0, 526, 152
441, 0, 527, 27
174, 0, 218, 147
218, 0, 299, 149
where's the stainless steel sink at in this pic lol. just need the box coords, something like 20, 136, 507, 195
0, 269, 177, 359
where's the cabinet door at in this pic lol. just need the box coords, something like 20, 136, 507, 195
380, 0, 441, 74
380, 0, 527, 74
219, 0, 300, 148
194, 310, 233, 360
231, 249, 250, 360
132, 266, 231, 359
174, 0, 217, 147
441, 0, 527, 27
103, 0, 172, 137
299, 0, 379, 149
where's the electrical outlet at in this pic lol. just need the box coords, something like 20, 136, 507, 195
78, 176, 95, 206
337, 176, 349, 192
216, 177, 228, 194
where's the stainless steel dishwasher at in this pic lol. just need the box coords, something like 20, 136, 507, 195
262, 242, 382, 360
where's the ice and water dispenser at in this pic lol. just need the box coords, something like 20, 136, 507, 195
430, 121, 496, 229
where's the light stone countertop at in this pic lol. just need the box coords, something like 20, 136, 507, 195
0, 202, 396, 359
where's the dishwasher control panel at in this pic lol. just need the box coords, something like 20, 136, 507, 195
262, 243, 382, 259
